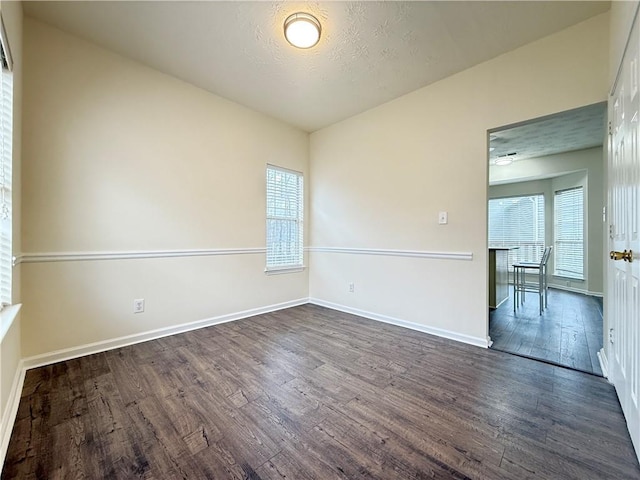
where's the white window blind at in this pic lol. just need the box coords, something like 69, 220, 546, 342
554, 186, 584, 280
488, 194, 545, 269
0, 63, 12, 306
266, 165, 303, 271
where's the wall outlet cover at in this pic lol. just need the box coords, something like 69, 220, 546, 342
133, 298, 145, 313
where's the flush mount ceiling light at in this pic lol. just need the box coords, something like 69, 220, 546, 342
494, 157, 513, 166
284, 12, 321, 49
495, 153, 517, 166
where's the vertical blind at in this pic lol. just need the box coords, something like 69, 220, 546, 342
488, 194, 545, 269
554, 186, 584, 279
266, 165, 303, 270
0, 64, 11, 305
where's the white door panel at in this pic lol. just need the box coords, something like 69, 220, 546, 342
609, 7, 640, 457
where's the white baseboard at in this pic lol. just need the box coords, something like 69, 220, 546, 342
21, 298, 308, 370
597, 347, 609, 379
548, 284, 603, 297
308, 297, 490, 348
0, 359, 26, 473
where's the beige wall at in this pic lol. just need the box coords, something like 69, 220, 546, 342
309, 13, 609, 344
0, 0, 22, 430
20, 18, 309, 357
490, 147, 605, 295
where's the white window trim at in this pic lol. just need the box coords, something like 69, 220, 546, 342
264, 266, 306, 275
0, 303, 20, 343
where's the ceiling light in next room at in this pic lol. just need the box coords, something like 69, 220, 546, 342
495, 154, 515, 166
284, 12, 321, 49
494, 158, 513, 166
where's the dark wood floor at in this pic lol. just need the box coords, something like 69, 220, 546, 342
490, 288, 603, 376
2, 304, 638, 479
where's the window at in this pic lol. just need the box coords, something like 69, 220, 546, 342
489, 194, 545, 269
554, 186, 584, 280
0, 49, 12, 306
266, 165, 303, 272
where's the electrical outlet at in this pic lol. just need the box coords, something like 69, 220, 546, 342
133, 298, 145, 314
349, 282, 355, 293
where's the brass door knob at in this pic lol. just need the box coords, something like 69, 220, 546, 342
610, 249, 634, 262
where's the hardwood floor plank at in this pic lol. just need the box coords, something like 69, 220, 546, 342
255, 379, 332, 432
386, 374, 545, 447
338, 396, 512, 480
500, 433, 628, 480
124, 396, 214, 479
585, 328, 604, 376
560, 327, 592, 372
159, 391, 224, 454
104, 349, 154, 406
2, 304, 638, 479
46, 418, 85, 480
78, 352, 111, 382
255, 451, 318, 480
545, 423, 639, 479
320, 405, 486, 480
82, 373, 150, 479
189, 442, 254, 479
172, 345, 239, 398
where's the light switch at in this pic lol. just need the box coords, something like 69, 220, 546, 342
438, 211, 448, 225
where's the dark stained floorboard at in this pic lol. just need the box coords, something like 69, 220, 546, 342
2, 304, 638, 479
490, 288, 604, 375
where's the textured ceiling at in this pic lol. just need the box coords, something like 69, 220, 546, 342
490, 102, 606, 165
24, 1, 610, 132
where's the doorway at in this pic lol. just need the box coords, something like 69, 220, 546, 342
486, 102, 607, 376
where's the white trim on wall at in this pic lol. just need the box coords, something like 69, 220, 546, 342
0, 359, 25, 471
549, 284, 603, 297
309, 247, 473, 261
598, 347, 609, 379
15, 247, 267, 264
14, 247, 474, 265
0, 303, 20, 343
308, 297, 489, 348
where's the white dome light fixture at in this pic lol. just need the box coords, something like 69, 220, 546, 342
494, 157, 513, 166
495, 152, 517, 166
284, 12, 321, 49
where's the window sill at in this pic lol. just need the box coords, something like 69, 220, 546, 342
0, 303, 22, 343
265, 266, 306, 275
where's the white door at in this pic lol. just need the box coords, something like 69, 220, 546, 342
609, 8, 640, 457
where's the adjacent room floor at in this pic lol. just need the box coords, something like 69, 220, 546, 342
3, 304, 636, 479
490, 288, 603, 376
